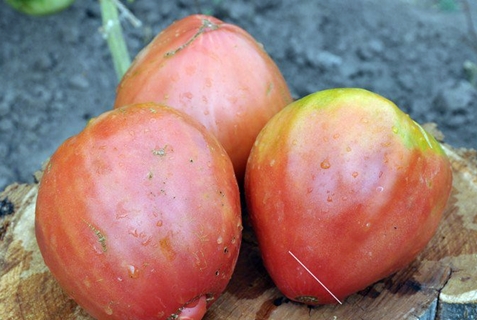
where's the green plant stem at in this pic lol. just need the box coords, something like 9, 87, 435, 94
99, 0, 131, 81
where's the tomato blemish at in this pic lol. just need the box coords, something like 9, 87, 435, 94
83, 220, 107, 252
152, 145, 170, 156
164, 18, 219, 58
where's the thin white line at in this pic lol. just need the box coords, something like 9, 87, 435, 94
288, 250, 342, 304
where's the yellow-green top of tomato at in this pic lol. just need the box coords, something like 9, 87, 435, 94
253, 88, 445, 164
5, 0, 75, 16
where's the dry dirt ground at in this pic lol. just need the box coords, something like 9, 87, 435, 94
1, 0, 477, 190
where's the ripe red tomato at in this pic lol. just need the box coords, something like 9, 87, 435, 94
245, 88, 453, 305
114, 14, 293, 181
35, 103, 242, 320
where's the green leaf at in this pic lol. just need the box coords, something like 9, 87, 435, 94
5, 0, 76, 16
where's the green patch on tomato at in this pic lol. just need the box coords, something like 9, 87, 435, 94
283, 88, 445, 154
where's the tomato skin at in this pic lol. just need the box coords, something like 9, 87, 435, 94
35, 103, 242, 320
245, 88, 453, 305
114, 14, 293, 181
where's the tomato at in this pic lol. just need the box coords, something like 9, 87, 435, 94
5, 0, 75, 15
114, 14, 293, 181
35, 103, 242, 320
245, 88, 453, 305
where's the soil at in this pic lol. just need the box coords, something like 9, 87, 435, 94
1, 0, 477, 191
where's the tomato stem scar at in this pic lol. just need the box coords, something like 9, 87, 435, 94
288, 250, 342, 304
83, 220, 107, 252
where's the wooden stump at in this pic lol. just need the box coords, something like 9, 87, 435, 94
1, 141, 476, 320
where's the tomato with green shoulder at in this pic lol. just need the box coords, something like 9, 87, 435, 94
245, 88, 453, 304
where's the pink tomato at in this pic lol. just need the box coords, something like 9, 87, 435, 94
35, 103, 242, 319
114, 14, 293, 181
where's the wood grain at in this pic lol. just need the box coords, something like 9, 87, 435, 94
1, 143, 476, 320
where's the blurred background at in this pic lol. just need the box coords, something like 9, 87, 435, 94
1, 0, 477, 190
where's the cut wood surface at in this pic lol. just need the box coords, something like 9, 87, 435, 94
1, 142, 476, 320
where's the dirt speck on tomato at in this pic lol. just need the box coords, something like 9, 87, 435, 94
153, 145, 171, 156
